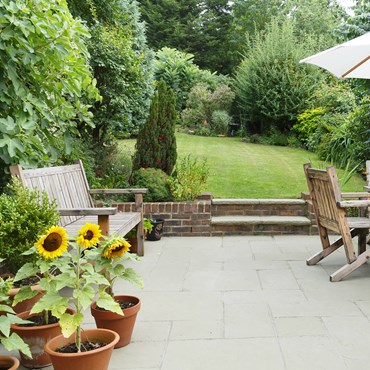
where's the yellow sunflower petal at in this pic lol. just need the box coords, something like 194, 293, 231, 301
103, 240, 130, 259
35, 226, 68, 259
76, 223, 102, 248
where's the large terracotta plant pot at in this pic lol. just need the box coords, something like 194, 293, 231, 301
90, 295, 140, 348
44, 328, 119, 370
11, 308, 74, 368
0, 356, 20, 370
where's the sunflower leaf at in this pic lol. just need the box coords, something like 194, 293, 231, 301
12, 286, 39, 306
59, 312, 83, 338
73, 284, 95, 310
30, 292, 68, 315
2, 333, 31, 358
13, 262, 38, 282
96, 291, 123, 316
121, 268, 144, 289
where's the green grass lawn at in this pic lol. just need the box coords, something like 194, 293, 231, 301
119, 132, 365, 198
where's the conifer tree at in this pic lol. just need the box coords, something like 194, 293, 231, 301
133, 80, 177, 175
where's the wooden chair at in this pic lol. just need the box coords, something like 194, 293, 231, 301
304, 163, 370, 282
9, 161, 147, 256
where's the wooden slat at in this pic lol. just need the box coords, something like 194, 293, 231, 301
90, 188, 148, 195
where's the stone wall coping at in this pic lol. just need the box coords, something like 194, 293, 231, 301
212, 198, 306, 205
211, 215, 311, 226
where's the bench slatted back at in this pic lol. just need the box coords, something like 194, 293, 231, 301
304, 163, 348, 235
10, 161, 93, 227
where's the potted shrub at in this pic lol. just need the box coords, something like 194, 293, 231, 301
0, 179, 59, 312
89, 232, 144, 348
0, 274, 32, 370
17, 223, 121, 370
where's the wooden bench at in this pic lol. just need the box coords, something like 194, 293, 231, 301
10, 161, 147, 256
304, 163, 370, 281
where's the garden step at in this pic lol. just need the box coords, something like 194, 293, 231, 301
211, 215, 311, 236
211, 198, 307, 217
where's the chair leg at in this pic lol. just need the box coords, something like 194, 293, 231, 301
358, 230, 368, 255
307, 235, 344, 265
330, 249, 370, 282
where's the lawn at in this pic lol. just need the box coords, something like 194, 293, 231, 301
119, 132, 366, 198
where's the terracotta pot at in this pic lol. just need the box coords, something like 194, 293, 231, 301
11, 308, 74, 368
0, 356, 20, 370
90, 295, 140, 348
44, 328, 119, 370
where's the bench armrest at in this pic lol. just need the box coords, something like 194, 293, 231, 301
337, 200, 370, 208
341, 192, 370, 199
58, 207, 117, 216
89, 188, 148, 195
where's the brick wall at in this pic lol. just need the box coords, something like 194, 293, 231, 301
113, 193, 212, 237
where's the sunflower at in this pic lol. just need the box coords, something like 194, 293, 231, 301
36, 226, 69, 259
103, 239, 131, 259
76, 223, 102, 248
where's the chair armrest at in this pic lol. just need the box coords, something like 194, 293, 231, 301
341, 192, 370, 199
337, 200, 370, 208
58, 207, 117, 216
89, 188, 148, 195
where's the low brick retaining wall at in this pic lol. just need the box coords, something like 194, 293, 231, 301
113, 193, 314, 237
114, 193, 213, 236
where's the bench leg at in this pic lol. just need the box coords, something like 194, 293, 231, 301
98, 215, 109, 236
136, 221, 144, 257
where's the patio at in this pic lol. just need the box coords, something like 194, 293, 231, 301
7, 235, 370, 370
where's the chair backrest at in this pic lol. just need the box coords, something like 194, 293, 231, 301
9, 160, 93, 227
304, 163, 349, 235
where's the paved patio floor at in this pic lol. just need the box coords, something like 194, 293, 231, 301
8, 235, 370, 370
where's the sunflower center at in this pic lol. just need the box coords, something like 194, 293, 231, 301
44, 233, 62, 252
85, 230, 94, 240
113, 245, 124, 252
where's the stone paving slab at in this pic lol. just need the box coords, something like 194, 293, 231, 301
5, 235, 370, 370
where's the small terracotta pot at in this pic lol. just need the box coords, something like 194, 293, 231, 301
90, 295, 140, 348
44, 328, 119, 370
0, 356, 20, 370
11, 308, 74, 368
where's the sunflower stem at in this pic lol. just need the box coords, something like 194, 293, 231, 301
76, 244, 82, 353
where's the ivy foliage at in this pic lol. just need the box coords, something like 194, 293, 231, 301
0, 0, 100, 172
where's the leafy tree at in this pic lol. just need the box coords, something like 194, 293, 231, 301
133, 81, 177, 175
138, 0, 233, 74
67, 0, 155, 141
335, 0, 370, 39
234, 19, 324, 133
0, 0, 99, 188
154, 47, 231, 110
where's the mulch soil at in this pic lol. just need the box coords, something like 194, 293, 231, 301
56, 341, 106, 353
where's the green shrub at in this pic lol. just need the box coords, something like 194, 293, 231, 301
210, 110, 232, 135
0, 179, 59, 274
181, 84, 235, 132
131, 168, 172, 202
168, 155, 209, 201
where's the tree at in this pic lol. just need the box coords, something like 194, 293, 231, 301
0, 0, 99, 187
234, 19, 324, 134
154, 47, 231, 110
138, 0, 233, 74
67, 0, 155, 141
133, 81, 177, 175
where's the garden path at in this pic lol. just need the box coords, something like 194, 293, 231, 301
7, 235, 370, 370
